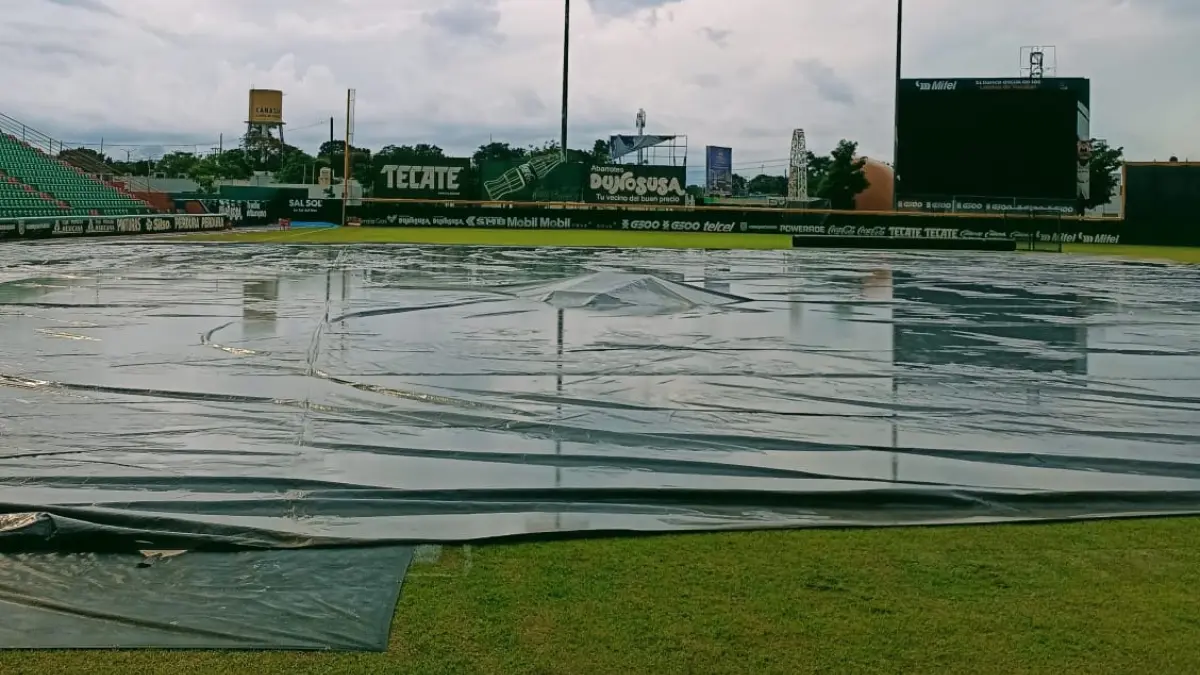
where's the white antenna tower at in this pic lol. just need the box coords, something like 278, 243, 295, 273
635, 108, 646, 165
1020, 46, 1057, 78
788, 129, 809, 201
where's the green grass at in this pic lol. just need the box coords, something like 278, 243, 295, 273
1063, 243, 1200, 264
179, 226, 794, 249
180, 229, 1200, 264
3, 518, 1200, 674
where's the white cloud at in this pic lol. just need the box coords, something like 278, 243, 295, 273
1, 0, 1197, 172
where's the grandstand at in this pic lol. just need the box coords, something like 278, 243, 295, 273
0, 115, 154, 218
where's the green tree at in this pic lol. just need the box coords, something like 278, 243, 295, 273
371, 144, 447, 173
473, 141, 528, 166
317, 140, 371, 182
747, 174, 787, 196
212, 149, 253, 180
731, 174, 747, 195
587, 139, 610, 165
1084, 140, 1123, 210
805, 151, 832, 195
816, 140, 869, 210
274, 148, 318, 184
154, 151, 201, 178
57, 147, 112, 172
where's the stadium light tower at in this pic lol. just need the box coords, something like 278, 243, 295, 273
560, 0, 570, 158
892, 0, 903, 209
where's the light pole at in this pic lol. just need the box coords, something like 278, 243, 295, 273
560, 0, 570, 158
892, 0, 903, 209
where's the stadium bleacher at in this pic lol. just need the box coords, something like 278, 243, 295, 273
0, 132, 153, 218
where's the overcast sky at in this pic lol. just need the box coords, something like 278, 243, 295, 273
2, 0, 1196, 177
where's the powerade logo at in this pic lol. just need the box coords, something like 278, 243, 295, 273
915, 80, 957, 91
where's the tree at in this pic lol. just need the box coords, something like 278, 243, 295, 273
747, 174, 787, 196
587, 138, 610, 165
154, 151, 201, 178
815, 139, 869, 210
1083, 140, 1123, 210
57, 147, 111, 166
274, 148, 319, 184
805, 151, 832, 194
473, 141, 527, 165
731, 174, 747, 195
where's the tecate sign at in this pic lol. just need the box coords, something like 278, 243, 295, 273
381, 165, 463, 191
915, 80, 957, 91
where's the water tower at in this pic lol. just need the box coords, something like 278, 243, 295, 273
244, 88, 285, 161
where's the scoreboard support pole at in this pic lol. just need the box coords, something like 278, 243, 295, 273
892, 0, 903, 210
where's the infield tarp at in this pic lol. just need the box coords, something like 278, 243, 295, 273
0, 546, 413, 650
2, 241, 1200, 550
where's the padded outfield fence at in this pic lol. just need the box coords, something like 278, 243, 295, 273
1, 196, 1124, 250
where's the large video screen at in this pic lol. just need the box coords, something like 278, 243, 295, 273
896, 79, 1088, 202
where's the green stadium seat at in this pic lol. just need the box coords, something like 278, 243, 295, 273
1, 132, 155, 218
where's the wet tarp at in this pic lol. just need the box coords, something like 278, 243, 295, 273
3, 241, 1200, 648
2, 242, 1200, 548
0, 546, 413, 650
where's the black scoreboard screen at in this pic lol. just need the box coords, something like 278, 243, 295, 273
895, 78, 1090, 208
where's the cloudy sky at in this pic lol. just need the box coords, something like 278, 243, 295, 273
2, 0, 1196, 179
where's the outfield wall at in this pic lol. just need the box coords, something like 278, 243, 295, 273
0, 213, 228, 241
0, 199, 1130, 246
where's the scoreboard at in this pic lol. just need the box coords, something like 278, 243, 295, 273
895, 77, 1091, 214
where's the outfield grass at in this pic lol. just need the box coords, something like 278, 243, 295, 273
1063, 243, 1200, 264
3, 519, 1199, 675
181, 228, 1200, 265
180, 226, 794, 249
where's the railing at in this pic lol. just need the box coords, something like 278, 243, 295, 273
0, 111, 115, 176
0, 112, 62, 156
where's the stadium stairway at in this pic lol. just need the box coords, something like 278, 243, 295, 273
0, 132, 154, 217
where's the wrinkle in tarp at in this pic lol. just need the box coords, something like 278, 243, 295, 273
2, 242, 1200, 550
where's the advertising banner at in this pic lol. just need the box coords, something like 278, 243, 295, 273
479, 155, 585, 202
1, 214, 227, 240
248, 89, 283, 124
376, 158, 472, 199
902, 77, 1089, 94
584, 165, 687, 206
351, 202, 1121, 245
705, 146, 733, 196
895, 195, 1077, 215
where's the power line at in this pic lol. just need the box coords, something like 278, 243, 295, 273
59, 118, 333, 150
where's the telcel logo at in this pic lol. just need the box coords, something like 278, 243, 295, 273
916, 80, 957, 91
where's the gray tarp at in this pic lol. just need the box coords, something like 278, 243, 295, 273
3, 241, 1200, 649
2, 242, 1200, 548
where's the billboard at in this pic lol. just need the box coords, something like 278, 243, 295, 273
376, 159, 472, 199
480, 154, 585, 202
584, 164, 687, 206
896, 77, 1089, 211
248, 89, 284, 124
705, 146, 733, 196
1124, 162, 1200, 229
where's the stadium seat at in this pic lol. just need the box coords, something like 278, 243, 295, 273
0, 133, 153, 218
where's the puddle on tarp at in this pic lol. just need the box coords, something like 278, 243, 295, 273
2, 241, 1200, 548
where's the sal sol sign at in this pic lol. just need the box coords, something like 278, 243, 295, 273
377, 159, 472, 199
